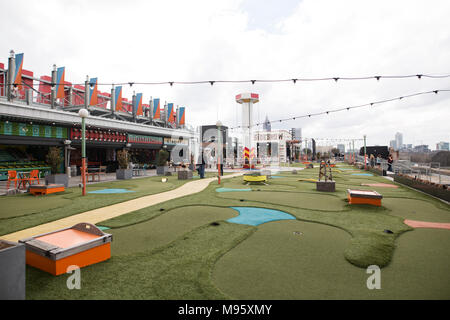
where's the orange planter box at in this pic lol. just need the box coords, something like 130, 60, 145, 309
347, 189, 382, 206
19, 223, 112, 276
29, 184, 65, 196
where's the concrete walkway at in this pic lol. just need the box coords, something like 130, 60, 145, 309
2, 172, 243, 242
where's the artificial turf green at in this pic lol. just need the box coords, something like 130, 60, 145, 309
17, 164, 450, 299
26, 221, 255, 300
0, 172, 220, 236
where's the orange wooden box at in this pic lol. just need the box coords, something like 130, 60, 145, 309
347, 189, 382, 206
29, 184, 65, 196
19, 223, 112, 276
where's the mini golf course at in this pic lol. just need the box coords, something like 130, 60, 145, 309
1, 164, 449, 299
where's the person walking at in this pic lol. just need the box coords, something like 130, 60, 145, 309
370, 154, 375, 168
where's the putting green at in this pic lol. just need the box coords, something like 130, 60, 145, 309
218, 191, 345, 211
383, 198, 450, 222
377, 228, 450, 299
212, 220, 368, 299
109, 206, 237, 255
0, 195, 71, 219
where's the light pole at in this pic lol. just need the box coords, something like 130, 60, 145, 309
216, 120, 222, 184
363, 134, 367, 170
78, 108, 89, 196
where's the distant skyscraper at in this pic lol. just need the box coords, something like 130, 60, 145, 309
263, 115, 271, 132
395, 132, 403, 150
291, 128, 302, 140
390, 140, 397, 150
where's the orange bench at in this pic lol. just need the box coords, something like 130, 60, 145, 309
29, 184, 65, 196
347, 189, 382, 206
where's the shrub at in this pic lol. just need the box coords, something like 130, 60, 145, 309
117, 149, 130, 169
46, 147, 62, 174
157, 149, 169, 167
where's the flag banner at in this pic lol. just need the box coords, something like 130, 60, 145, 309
89, 78, 98, 106
14, 53, 24, 89
250, 147, 255, 159
244, 147, 250, 159
168, 103, 175, 123
114, 86, 123, 111
153, 98, 161, 119
134, 93, 143, 116
178, 107, 185, 125
55, 67, 65, 99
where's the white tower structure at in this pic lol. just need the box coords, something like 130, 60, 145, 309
236, 93, 259, 168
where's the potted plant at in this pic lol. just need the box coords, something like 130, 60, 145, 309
156, 148, 170, 175
45, 146, 69, 187
0, 239, 25, 300
116, 149, 132, 180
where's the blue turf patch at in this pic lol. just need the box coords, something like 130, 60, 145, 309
270, 176, 284, 179
96, 226, 110, 231
88, 188, 135, 194
216, 188, 252, 192
227, 207, 296, 226
351, 173, 373, 176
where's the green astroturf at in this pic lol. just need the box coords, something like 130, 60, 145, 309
16, 164, 450, 299
0, 172, 220, 236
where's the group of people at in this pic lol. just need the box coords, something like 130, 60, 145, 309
367, 154, 394, 172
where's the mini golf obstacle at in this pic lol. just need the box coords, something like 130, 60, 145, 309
316, 161, 335, 192
29, 184, 65, 196
19, 223, 112, 276
347, 189, 383, 206
243, 171, 268, 185
227, 207, 296, 226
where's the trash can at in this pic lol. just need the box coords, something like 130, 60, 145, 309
0, 240, 26, 300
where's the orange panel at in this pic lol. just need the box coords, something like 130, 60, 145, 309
36, 229, 99, 249
26, 243, 111, 276
348, 194, 381, 206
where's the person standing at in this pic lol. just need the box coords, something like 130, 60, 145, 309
387, 154, 394, 172
197, 151, 206, 179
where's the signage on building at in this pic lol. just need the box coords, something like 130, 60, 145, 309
164, 137, 188, 145
71, 128, 127, 142
128, 134, 163, 145
0, 121, 68, 139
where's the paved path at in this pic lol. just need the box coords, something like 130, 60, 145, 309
2, 172, 243, 242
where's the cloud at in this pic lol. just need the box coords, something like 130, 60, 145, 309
0, 0, 449, 148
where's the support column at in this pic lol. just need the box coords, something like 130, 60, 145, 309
110, 86, 115, 119
7, 50, 15, 102
51, 64, 57, 109
84, 75, 89, 110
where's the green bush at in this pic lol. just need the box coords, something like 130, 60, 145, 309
157, 149, 169, 167
117, 149, 130, 169
46, 147, 62, 174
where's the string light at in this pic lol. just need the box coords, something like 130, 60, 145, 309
229, 88, 450, 129
6, 73, 450, 87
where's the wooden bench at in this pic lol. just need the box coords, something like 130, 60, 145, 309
29, 184, 65, 196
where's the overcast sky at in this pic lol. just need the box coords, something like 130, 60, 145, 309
1, 0, 449, 149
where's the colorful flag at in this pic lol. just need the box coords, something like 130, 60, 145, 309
114, 86, 123, 111
244, 147, 250, 160
167, 103, 175, 123
14, 53, 24, 89
152, 98, 161, 119
178, 107, 185, 125
89, 78, 98, 106
134, 93, 143, 116
55, 67, 65, 99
